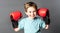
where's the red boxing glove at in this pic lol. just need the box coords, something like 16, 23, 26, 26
10, 10, 22, 28
37, 8, 48, 17
37, 8, 50, 25
10, 10, 22, 21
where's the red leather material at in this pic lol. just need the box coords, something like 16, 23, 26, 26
38, 8, 48, 17
10, 10, 22, 21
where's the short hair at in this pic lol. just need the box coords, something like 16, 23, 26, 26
24, 2, 37, 12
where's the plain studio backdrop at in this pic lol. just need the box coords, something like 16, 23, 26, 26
0, 0, 60, 33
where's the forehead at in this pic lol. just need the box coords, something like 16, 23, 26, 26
27, 7, 36, 11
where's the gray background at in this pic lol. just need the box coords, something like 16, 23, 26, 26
0, 0, 60, 33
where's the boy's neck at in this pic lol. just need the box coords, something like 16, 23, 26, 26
28, 17, 34, 20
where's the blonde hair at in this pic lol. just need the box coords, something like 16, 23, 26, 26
24, 2, 37, 12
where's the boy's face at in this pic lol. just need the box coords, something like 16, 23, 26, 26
25, 7, 37, 19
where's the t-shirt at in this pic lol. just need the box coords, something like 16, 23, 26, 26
18, 17, 45, 33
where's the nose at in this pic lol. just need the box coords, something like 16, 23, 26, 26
31, 12, 35, 16
31, 12, 34, 15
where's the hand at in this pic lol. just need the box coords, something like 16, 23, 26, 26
45, 25, 49, 29
14, 28, 20, 32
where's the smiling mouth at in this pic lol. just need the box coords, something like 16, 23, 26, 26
31, 15, 35, 17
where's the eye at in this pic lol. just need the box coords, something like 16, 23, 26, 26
29, 11, 31, 13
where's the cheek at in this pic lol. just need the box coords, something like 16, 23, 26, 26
34, 12, 37, 15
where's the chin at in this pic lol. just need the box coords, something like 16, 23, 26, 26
31, 17, 35, 19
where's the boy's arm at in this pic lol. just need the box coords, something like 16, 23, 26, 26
45, 25, 49, 29
40, 20, 49, 29
14, 19, 24, 32
14, 20, 24, 32
14, 28, 20, 32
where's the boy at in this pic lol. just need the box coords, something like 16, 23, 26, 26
14, 2, 48, 33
